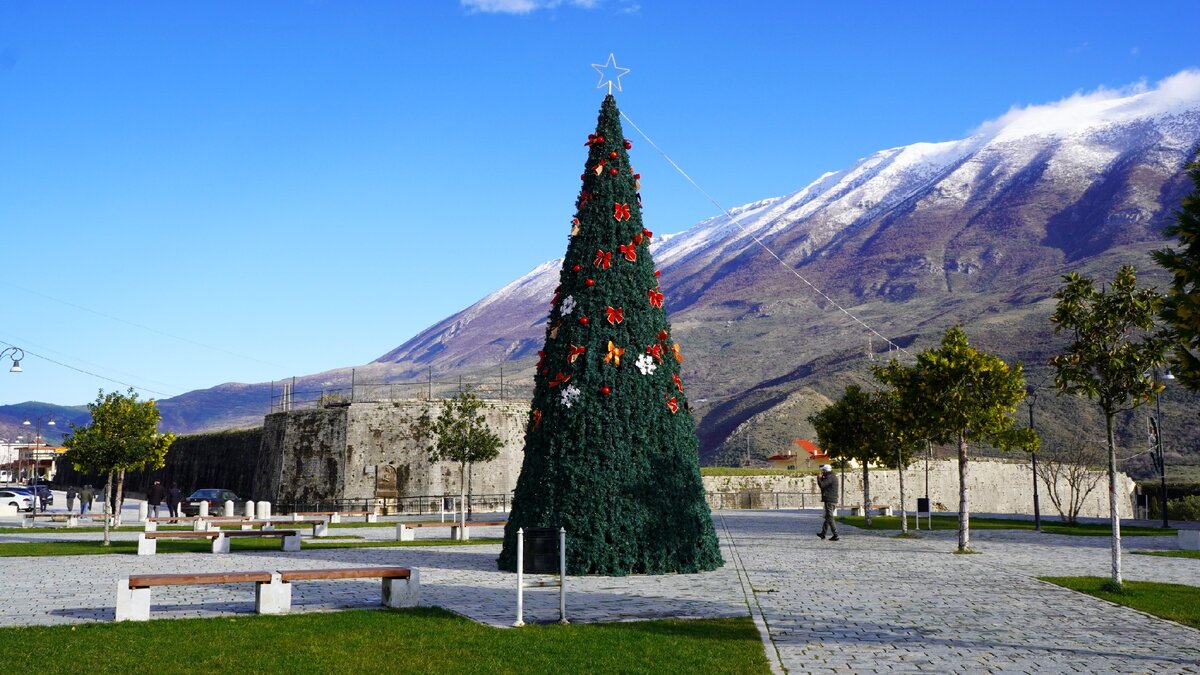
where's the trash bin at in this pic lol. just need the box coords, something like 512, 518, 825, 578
523, 527, 560, 574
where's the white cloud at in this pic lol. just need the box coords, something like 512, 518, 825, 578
970, 69, 1200, 141
461, 0, 599, 14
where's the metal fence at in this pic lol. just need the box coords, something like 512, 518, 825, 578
276, 493, 512, 517
706, 491, 822, 510
270, 371, 535, 413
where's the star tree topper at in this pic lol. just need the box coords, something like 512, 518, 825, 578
592, 53, 630, 95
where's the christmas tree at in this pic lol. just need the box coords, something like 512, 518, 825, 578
498, 95, 723, 575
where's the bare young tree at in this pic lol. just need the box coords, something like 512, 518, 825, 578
1035, 439, 1106, 525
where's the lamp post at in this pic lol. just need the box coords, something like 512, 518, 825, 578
22, 416, 55, 512
1025, 385, 1042, 532
1149, 366, 1174, 528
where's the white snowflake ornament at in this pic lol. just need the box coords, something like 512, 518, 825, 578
560, 384, 581, 408
635, 354, 657, 375
561, 295, 577, 315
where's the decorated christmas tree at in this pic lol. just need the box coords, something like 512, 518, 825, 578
498, 94, 723, 575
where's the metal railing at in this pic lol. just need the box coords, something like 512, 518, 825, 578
276, 493, 512, 517
270, 371, 535, 413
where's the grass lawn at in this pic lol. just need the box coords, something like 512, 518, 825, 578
0, 537, 501, 557
1131, 550, 1200, 559
0, 607, 767, 674
837, 515, 1174, 536
1039, 576, 1200, 630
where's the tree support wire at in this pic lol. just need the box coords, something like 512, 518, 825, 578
619, 110, 912, 361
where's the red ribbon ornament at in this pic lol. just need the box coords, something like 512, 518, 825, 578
613, 203, 631, 221
594, 250, 612, 269
646, 343, 664, 362
673, 373, 684, 392
647, 289, 664, 308
665, 396, 679, 414
619, 244, 637, 262
606, 306, 624, 325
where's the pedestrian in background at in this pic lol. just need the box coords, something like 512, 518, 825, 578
817, 464, 840, 541
167, 483, 182, 519
66, 486, 77, 513
79, 484, 94, 514
147, 480, 166, 518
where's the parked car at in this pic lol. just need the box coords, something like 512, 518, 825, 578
0, 490, 35, 512
22, 484, 53, 507
182, 489, 244, 517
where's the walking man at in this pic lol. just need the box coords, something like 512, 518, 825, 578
147, 480, 166, 518
817, 464, 840, 541
166, 483, 182, 519
79, 484, 94, 515
66, 486, 77, 513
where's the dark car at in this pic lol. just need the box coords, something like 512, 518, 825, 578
182, 489, 243, 517
22, 484, 53, 506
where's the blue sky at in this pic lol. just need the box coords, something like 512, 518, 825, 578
1, 0, 1197, 407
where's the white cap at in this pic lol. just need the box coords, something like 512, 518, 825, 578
820, 464, 832, 472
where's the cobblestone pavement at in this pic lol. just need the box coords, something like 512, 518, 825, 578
1, 504, 1197, 673
719, 510, 1200, 674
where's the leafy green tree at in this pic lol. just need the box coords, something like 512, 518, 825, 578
62, 388, 175, 545
1050, 266, 1167, 587
874, 388, 924, 534
809, 385, 888, 526
1152, 153, 1200, 390
498, 95, 721, 574
875, 327, 1036, 552
408, 386, 503, 529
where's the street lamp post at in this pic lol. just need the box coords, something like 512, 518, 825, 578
22, 416, 55, 512
1025, 386, 1042, 532
1150, 367, 1174, 528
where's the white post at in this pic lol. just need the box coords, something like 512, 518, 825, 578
244, 501, 255, 519
223, 500, 234, 517
137, 502, 148, 523
558, 527, 568, 624
199, 500, 209, 518
257, 501, 270, 520
514, 527, 524, 627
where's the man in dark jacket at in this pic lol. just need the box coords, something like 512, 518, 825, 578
147, 480, 166, 518
817, 464, 840, 541
166, 483, 182, 519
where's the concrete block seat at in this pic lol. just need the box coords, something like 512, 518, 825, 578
1179, 529, 1200, 551
115, 567, 418, 621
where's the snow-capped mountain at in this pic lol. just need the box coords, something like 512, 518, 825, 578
136, 72, 1200, 464
375, 72, 1200, 378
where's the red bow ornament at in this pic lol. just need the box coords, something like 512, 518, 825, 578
665, 396, 679, 414
530, 409, 542, 432
646, 343, 664, 362
613, 203, 631, 221
594, 250, 612, 269
673, 373, 684, 392
619, 243, 637, 262
647, 289, 664, 308
567, 344, 586, 363
549, 372, 571, 388
606, 306, 624, 325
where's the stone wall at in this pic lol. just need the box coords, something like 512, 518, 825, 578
256, 400, 529, 505
703, 459, 1135, 519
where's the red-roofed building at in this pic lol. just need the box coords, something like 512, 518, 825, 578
766, 439, 831, 471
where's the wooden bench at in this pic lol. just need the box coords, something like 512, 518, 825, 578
290, 510, 379, 524
137, 529, 301, 555
115, 566, 419, 621
396, 520, 506, 541
22, 513, 82, 528
849, 505, 893, 517
233, 519, 329, 538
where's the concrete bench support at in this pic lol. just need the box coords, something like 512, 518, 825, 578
383, 569, 420, 608
145, 520, 158, 532
115, 580, 151, 622
138, 534, 157, 556
366, 513, 378, 523
1179, 530, 1200, 551
397, 523, 414, 541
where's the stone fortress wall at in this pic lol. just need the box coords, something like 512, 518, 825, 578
702, 459, 1134, 519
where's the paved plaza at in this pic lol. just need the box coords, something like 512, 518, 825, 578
1, 501, 1197, 673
